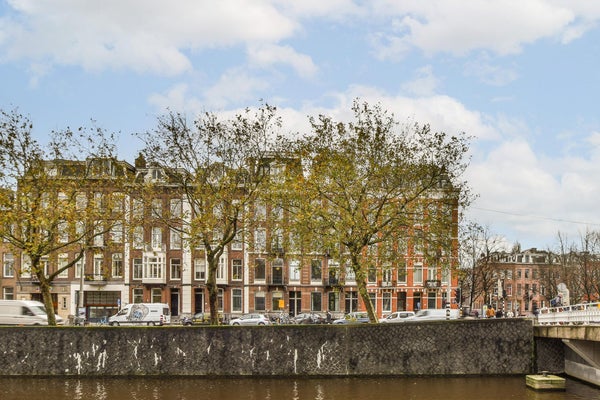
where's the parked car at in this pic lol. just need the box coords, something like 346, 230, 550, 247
404, 308, 459, 321
332, 311, 370, 324
181, 312, 225, 325
293, 312, 327, 324
229, 313, 271, 326
379, 311, 415, 323
181, 312, 207, 325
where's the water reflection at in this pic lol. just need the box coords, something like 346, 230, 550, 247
1, 376, 599, 400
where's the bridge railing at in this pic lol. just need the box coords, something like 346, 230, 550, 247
537, 302, 600, 325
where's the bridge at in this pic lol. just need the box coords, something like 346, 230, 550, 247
534, 302, 600, 387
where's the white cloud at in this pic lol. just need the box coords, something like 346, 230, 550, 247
369, 0, 597, 58
247, 43, 318, 79
0, 0, 297, 76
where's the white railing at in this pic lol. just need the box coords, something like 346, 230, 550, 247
536, 302, 600, 325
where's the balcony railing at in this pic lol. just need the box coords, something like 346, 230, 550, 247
85, 274, 107, 285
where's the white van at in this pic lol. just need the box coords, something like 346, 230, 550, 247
0, 300, 64, 325
108, 303, 171, 326
406, 308, 459, 321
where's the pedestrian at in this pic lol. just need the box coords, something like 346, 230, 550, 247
486, 306, 495, 318
326, 310, 332, 324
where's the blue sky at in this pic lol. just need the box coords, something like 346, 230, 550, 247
1, 0, 600, 250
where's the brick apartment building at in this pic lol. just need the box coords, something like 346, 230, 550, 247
1, 156, 460, 323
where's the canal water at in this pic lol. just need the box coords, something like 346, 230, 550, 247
1, 376, 599, 400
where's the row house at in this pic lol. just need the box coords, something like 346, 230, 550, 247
0, 156, 460, 322
471, 248, 552, 316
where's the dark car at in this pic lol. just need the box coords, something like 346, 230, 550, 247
181, 312, 224, 325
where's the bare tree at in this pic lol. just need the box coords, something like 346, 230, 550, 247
0, 109, 126, 325
138, 106, 281, 324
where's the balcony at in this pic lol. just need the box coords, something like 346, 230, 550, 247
268, 275, 284, 287
379, 280, 395, 287
85, 274, 107, 286
426, 280, 441, 289
142, 275, 167, 285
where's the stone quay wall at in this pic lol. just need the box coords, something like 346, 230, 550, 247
0, 318, 534, 376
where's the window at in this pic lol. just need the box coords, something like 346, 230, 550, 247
311, 292, 322, 311
144, 256, 164, 279
133, 258, 143, 280
328, 292, 340, 312
111, 192, 124, 213
110, 222, 124, 243
151, 198, 162, 218
93, 223, 104, 247
382, 292, 392, 312
254, 202, 266, 221
3, 253, 14, 278
345, 264, 355, 282
20, 255, 31, 278
132, 198, 143, 219
441, 266, 449, 284
151, 288, 162, 303
254, 228, 266, 251
170, 228, 182, 250
427, 266, 437, 281
382, 268, 392, 284
345, 291, 359, 313
76, 192, 87, 210
57, 254, 69, 278
170, 259, 181, 280
254, 258, 266, 281
3, 287, 14, 300
75, 258, 84, 279
111, 253, 123, 278
151, 227, 162, 250
367, 266, 376, 283
271, 228, 283, 253
93, 255, 103, 278
39, 257, 50, 277
255, 292, 266, 311
413, 263, 423, 284
232, 259, 243, 281
133, 288, 143, 303
289, 259, 301, 282
217, 256, 227, 281
194, 258, 206, 281
170, 198, 182, 218
58, 220, 68, 243
232, 288, 242, 312
311, 259, 322, 282
231, 231, 243, 251
397, 263, 407, 284
133, 226, 144, 249
218, 289, 224, 311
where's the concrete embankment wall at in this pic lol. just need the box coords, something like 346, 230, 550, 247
0, 319, 534, 376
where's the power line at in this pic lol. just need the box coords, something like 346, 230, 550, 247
471, 206, 600, 227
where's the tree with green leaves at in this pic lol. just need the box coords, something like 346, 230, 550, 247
279, 100, 472, 322
0, 108, 127, 325
138, 105, 281, 325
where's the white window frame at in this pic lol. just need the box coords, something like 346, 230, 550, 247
194, 258, 206, 281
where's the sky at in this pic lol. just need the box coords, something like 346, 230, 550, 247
1, 0, 600, 251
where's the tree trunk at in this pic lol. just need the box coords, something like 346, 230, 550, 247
351, 256, 377, 323
206, 256, 220, 325
38, 276, 57, 326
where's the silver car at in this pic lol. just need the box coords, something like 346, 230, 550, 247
229, 313, 271, 326
379, 311, 415, 323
